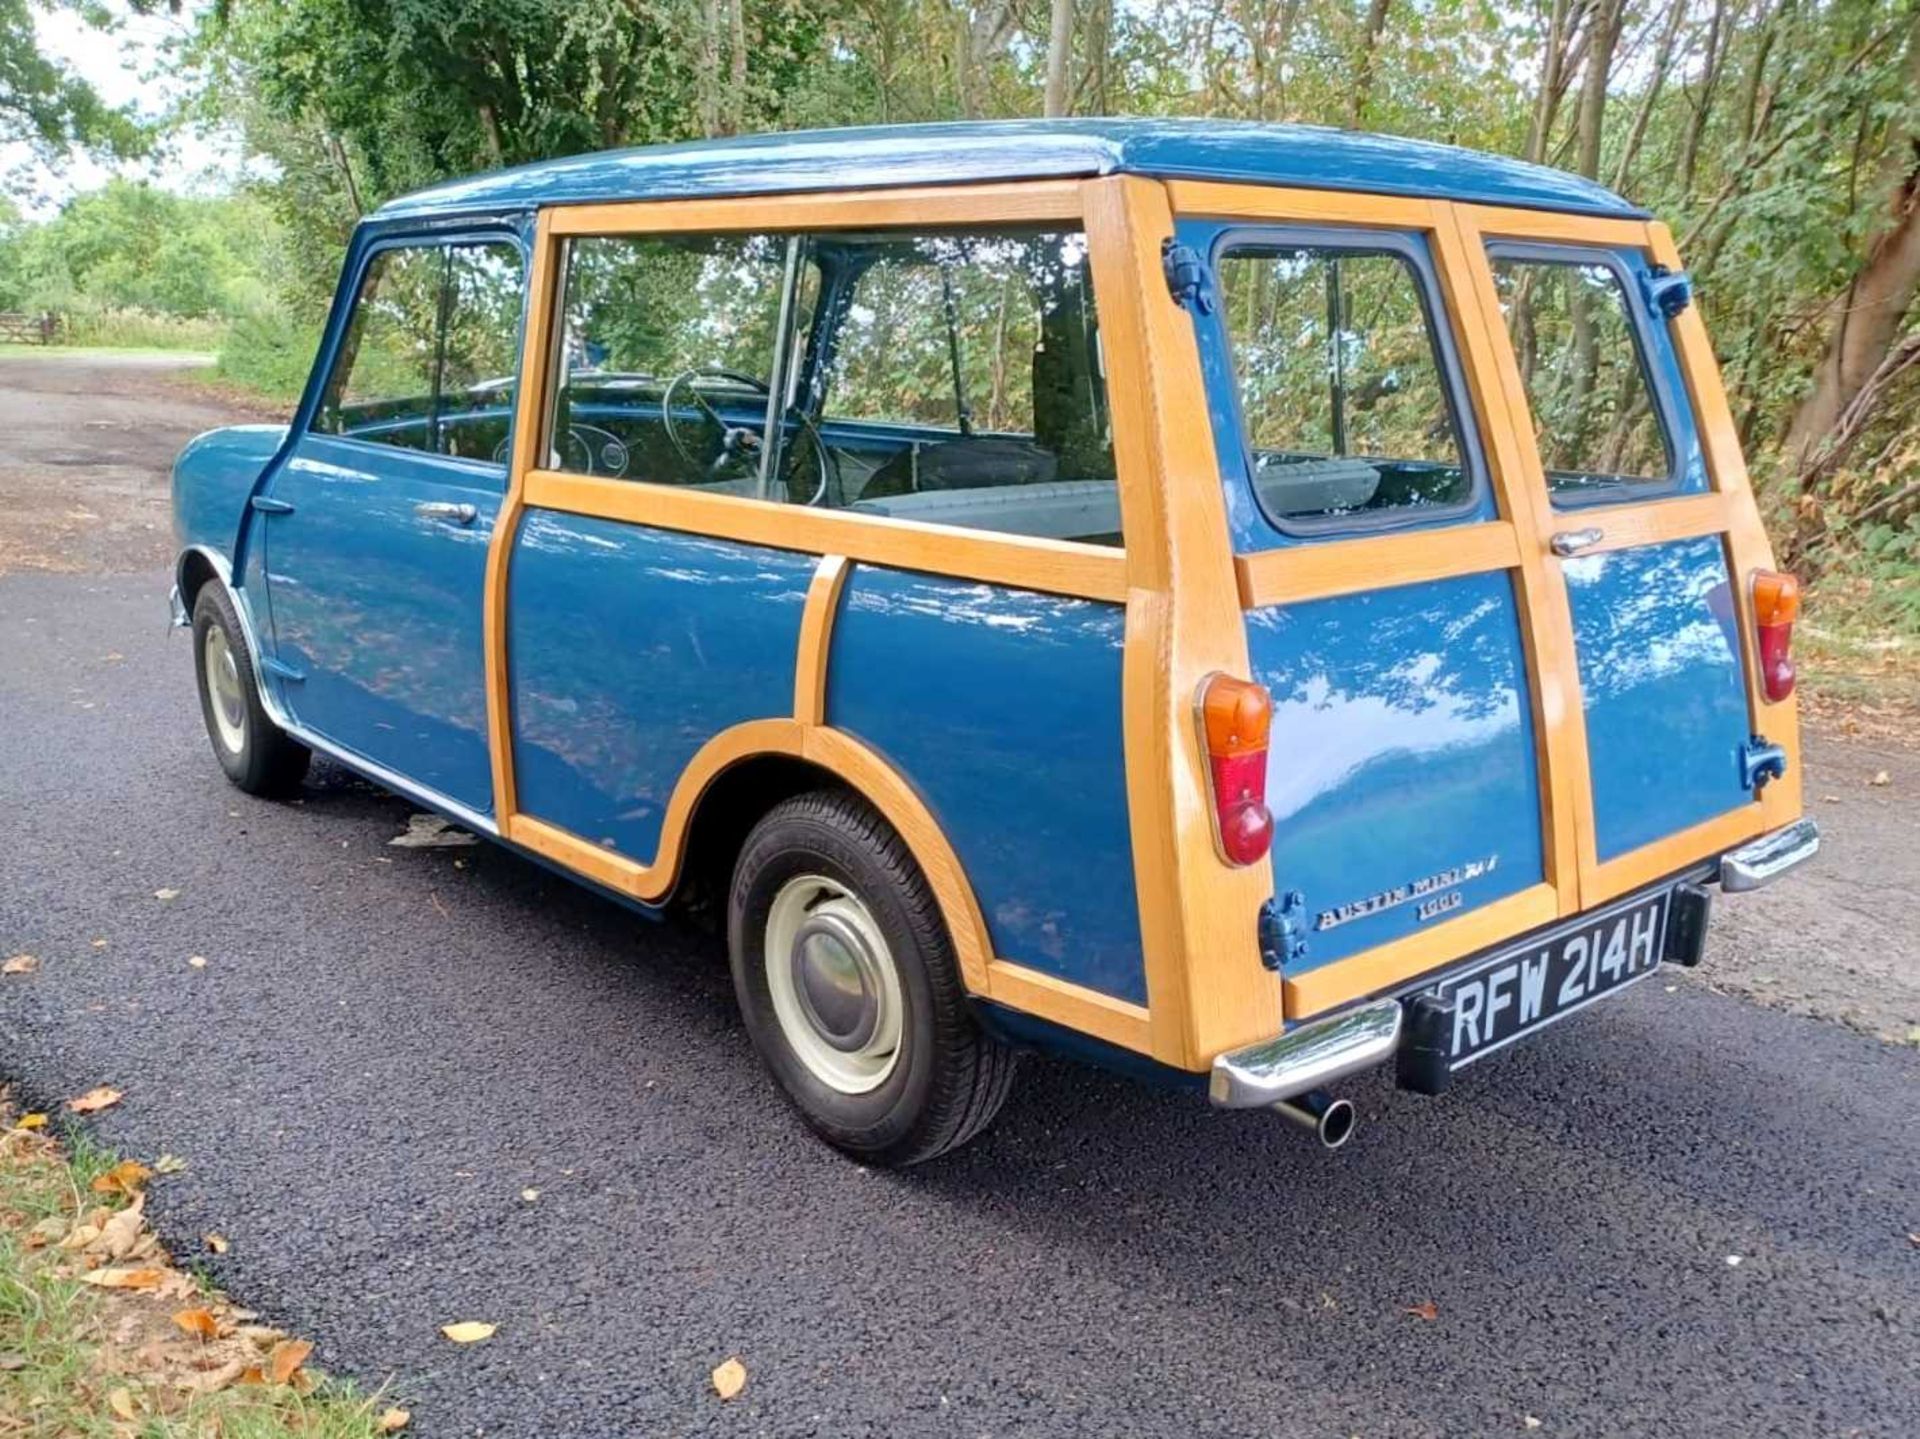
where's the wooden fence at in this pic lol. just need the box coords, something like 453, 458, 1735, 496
0, 312, 61, 345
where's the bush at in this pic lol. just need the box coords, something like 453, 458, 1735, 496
56, 302, 225, 351
215, 308, 323, 405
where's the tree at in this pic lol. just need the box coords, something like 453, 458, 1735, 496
0, 0, 150, 185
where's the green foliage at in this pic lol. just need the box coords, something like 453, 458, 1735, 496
0, 0, 149, 184
215, 307, 324, 403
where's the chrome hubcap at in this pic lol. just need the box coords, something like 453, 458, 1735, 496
765, 875, 901, 1094
203, 625, 247, 755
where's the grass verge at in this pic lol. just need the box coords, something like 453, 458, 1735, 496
0, 1096, 406, 1436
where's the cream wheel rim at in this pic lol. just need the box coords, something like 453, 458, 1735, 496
203, 624, 248, 756
764, 874, 903, 1094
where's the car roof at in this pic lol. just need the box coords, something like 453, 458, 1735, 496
373, 118, 1645, 222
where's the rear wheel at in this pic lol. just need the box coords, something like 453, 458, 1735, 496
728, 790, 1015, 1165
191, 583, 310, 797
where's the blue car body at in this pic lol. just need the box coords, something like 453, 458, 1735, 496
171, 120, 1814, 1128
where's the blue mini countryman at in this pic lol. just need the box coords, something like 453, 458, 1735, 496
171, 120, 1819, 1163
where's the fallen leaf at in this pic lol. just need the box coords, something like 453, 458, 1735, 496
97, 1192, 146, 1259
185, 1357, 250, 1393
154, 887, 181, 901
440, 1321, 496, 1344
58, 1223, 101, 1250
91, 1159, 153, 1196
14, 1112, 46, 1130
153, 1153, 187, 1175
711, 1356, 747, 1400
107, 1386, 139, 1420
68, 1086, 122, 1114
1869, 770, 1890, 787
27, 1215, 66, 1246
390, 813, 479, 848
187, 955, 207, 969
1403, 1300, 1439, 1321
267, 1338, 313, 1385
2, 953, 38, 975
377, 1408, 412, 1433
81, 1266, 166, 1291
204, 1232, 230, 1255
1725, 1254, 1743, 1267
91, 938, 107, 949
173, 1307, 220, 1340
520, 1188, 540, 1202
1523, 1418, 1543, 1431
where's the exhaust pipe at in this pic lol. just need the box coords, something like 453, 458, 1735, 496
1274, 1089, 1356, 1150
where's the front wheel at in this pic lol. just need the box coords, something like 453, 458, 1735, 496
728, 790, 1015, 1165
191, 584, 310, 798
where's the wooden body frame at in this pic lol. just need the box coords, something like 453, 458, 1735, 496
481, 175, 1799, 1072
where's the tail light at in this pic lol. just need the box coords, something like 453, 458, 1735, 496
1198, 673, 1274, 866
1751, 569, 1800, 702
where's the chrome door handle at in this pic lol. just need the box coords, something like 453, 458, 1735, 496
416, 501, 477, 526
1549, 527, 1604, 558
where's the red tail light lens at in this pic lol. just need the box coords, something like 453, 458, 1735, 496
1751, 570, 1800, 702
1198, 674, 1274, 867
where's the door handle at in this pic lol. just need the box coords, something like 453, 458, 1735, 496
1549, 527, 1604, 558
416, 501, 477, 526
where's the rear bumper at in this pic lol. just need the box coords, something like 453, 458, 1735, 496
1718, 817, 1820, 892
1209, 817, 1819, 1109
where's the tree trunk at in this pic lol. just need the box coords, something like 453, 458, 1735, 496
1348, 0, 1394, 130
1782, 13, 1920, 471
1611, 0, 1686, 193
1044, 0, 1073, 118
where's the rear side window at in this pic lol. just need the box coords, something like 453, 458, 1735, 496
1217, 243, 1473, 527
1489, 254, 1671, 501
315, 240, 523, 465
545, 225, 1119, 547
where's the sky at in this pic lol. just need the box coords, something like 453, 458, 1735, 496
4, 2, 258, 217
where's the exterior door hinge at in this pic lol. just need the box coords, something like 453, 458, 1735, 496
1738, 734, 1787, 792
249, 494, 295, 515
1258, 889, 1309, 971
1645, 266, 1693, 319
1162, 240, 1215, 315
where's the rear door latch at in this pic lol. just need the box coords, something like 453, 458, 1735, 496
1259, 890, 1309, 970
1738, 735, 1788, 792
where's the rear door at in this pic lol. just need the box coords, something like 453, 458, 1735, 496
1472, 227, 1782, 902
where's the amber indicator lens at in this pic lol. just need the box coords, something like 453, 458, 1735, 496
1751, 569, 1799, 702
1198, 674, 1275, 867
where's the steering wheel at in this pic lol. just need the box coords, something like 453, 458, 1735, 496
490, 424, 630, 477
660, 367, 840, 505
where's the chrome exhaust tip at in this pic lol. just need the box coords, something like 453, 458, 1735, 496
1274, 1089, 1356, 1150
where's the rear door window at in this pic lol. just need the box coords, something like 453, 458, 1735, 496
1216, 239, 1476, 528
1488, 251, 1673, 504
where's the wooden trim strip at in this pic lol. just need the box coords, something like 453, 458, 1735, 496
1235, 521, 1520, 609
1545, 492, 1729, 557
1455, 204, 1654, 251
794, 555, 850, 725
1646, 222, 1804, 833
1586, 802, 1764, 901
548, 181, 1085, 236
522, 468, 1130, 602
1086, 175, 1281, 1067
1282, 883, 1562, 1018
1165, 180, 1438, 230
984, 960, 1154, 1054
1433, 202, 1591, 915
485, 207, 560, 822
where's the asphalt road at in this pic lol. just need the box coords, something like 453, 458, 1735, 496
2, 358, 1917, 1437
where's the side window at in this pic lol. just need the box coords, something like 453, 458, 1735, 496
1489, 254, 1670, 501
814, 228, 1116, 545
551, 233, 815, 488
1217, 243, 1473, 526
315, 240, 523, 465
544, 225, 1120, 547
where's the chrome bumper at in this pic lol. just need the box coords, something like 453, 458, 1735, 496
168, 583, 189, 628
1719, 818, 1820, 893
1208, 999, 1403, 1109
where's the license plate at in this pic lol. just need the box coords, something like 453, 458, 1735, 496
1434, 890, 1671, 1071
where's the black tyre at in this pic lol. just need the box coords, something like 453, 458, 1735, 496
190, 583, 311, 798
728, 789, 1016, 1165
